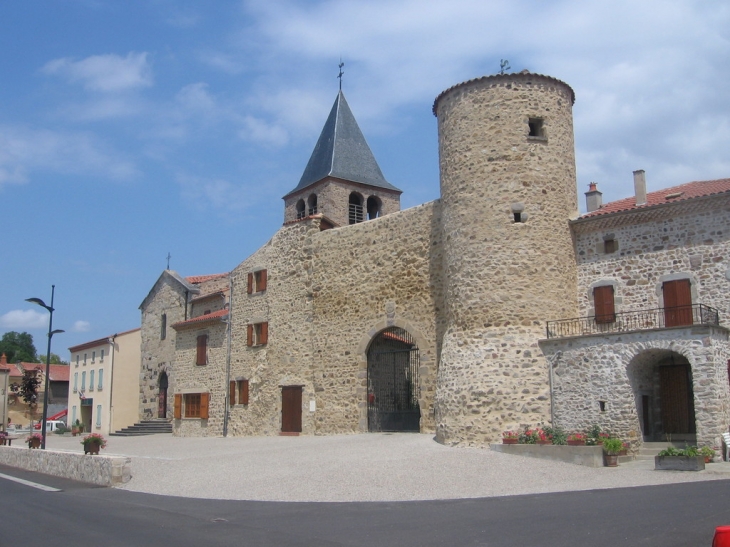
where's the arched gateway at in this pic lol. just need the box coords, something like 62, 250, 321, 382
366, 327, 420, 432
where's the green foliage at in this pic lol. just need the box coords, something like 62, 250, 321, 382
699, 446, 716, 458
602, 437, 624, 455
39, 353, 69, 365
519, 429, 538, 444
658, 446, 706, 457
543, 426, 567, 445
0, 331, 38, 364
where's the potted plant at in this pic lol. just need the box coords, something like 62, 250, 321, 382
81, 433, 107, 455
700, 446, 716, 464
502, 430, 520, 444
26, 433, 42, 449
519, 428, 538, 445
567, 433, 586, 446
535, 428, 552, 445
655, 446, 705, 471
602, 437, 623, 467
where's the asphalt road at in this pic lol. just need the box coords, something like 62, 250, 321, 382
2, 464, 730, 547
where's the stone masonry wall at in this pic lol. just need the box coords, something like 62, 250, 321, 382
434, 73, 579, 445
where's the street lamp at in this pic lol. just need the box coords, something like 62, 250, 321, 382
26, 285, 64, 450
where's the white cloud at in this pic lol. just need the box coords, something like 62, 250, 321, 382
0, 310, 48, 330
72, 321, 91, 333
42, 52, 153, 92
239, 116, 289, 147
176, 83, 217, 113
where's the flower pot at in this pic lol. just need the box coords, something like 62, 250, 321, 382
85, 441, 101, 455
655, 455, 705, 471
28, 438, 41, 449
605, 454, 619, 467
567, 440, 586, 446
72, 428, 78, 437
502, 438, 518, 444
619, 449, 628, 456
704, 456, 712, 464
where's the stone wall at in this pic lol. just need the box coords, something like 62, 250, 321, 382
433, 73, 579, 445
540, 326, 730, 449
0, 446, 131, 486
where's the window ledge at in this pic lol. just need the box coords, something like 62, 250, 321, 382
527, 136, 548, 143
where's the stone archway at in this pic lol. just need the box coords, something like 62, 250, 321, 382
627, 349, 696, 442
366, 326, 420, 432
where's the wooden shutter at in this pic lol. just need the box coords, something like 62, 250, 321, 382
229, 380, 236, 406
247, 273, 253, 294
260, 269, 267, 292
240, 379, 249, 405
663, 279, 692, 327
260, 322, 268, 345
200, 393, 209, 420
173, 394, 182, 419
593, 285, 615, 324
196, 334, 207, 365
247, 324, 253, 347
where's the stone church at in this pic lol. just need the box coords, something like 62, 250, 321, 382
138, 71, 730, 450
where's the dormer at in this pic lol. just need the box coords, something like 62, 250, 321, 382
282, 91, 402, 226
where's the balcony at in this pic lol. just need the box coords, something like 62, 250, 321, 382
545, 304, 720, 339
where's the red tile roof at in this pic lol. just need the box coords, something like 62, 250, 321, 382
48, 364, 70, 382
186, 273, 228, 284
582, 178, 730, 218
171, 308, 228, 329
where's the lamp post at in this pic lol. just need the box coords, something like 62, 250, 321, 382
26, 285, 64, 450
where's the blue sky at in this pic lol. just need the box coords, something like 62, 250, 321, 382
1, 0, 729, 356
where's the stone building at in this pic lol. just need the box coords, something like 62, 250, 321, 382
139, 71, 730, 450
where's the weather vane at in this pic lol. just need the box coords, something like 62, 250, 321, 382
338, 59, 344, 91
166, 252, 171, 270
499, 59, 511, 75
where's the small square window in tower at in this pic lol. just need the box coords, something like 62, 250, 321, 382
528, 118, 545, 139
247, 322, 269, 347
349, 192, 364, 224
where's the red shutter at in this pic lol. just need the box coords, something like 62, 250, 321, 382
240, 380, 249, 405
594, 286, 615, 324
229, 380, 236, 406
247, 324, 253, 347
260, 269, 267, 292
200, 393, 209, 420
261, 322, 268, 345
196, 334, 207, 365
663, 279, 692, 327
247, 273, 253, 294
174, 394, 182, 419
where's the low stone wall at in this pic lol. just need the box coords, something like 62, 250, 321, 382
490, 443, 605, 467
0, 446, 131, 486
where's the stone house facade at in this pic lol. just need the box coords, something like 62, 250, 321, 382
139, 71, 730, 450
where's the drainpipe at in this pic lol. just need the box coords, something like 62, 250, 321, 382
108, 334, 118, 433
548, 352, 560, 427
222, 275, 233, 437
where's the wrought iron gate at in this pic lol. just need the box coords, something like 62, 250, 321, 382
367, 327, 420, 432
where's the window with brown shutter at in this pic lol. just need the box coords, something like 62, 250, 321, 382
239, 379, 249, 405
247, 324, 253, 347
196, 334, 207, 365
663, 279, 692, 327
174, 394, 182, 419
248, 322, 269, 346
200, 393, 209, 419
259, 269, 267, 292
247, 273, 253, 295
260, 322, 268, 345
229, 380, 236, 406
593, 285, 616, 324
184, 393, 201, 417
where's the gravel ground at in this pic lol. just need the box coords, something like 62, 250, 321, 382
45, 433, 730, 502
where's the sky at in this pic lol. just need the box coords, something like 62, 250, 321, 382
1, 0, 729, 357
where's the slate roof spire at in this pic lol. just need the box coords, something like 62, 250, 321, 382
285, 91, 400, 197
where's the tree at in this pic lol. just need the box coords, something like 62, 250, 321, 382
0, 331, 38, 363
19, 368, 41, 406
39, 353, 69, 365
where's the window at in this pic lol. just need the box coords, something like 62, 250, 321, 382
366, 196, 381, 220
100, 349, 104, 363
73, 372, 78, 392
296, 199, 306, 219
349, 192, 364, 224
84, 353, 87, 365
92, 351, 96, 363
72, 406, 77, 425
229, 379, 249, 406
511, 202, 525, 223
247, 322, 269, 347
96, 405, 102, 427
89, 370, 95, 391
196, 334, 208, 366
76, 355, 79, 367
174, 393, 210, 419
593, 285, 616, 324
161, 314, 167, 340
528, 117, 545, 138
663, 279, 693, 327
98, 369, 104, 390
604, 238, 617, 254
247, 269, 268, 294
307, 194, 318, 216
81, 371, 86, 391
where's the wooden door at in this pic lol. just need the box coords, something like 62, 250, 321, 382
663, 279, 692, 327
158, 388, 167, 419
659, 364, 695, 434
281, 386, 302, 433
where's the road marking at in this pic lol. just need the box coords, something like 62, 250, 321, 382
0, 472, 62, 492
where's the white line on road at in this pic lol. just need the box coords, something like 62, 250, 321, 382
0, 472, 62, 492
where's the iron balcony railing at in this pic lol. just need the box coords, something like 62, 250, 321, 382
545, 304, 720, 339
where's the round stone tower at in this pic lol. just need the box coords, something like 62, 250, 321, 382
433, 71, 579, 445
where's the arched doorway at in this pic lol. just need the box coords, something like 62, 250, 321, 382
158, 371, 168, 419
627, 350, 696, 442
367, 326, 420, 432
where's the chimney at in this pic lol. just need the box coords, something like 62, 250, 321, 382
585, 182, 603, 213
0, 353, 6, 367
633, 169, 647, 206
